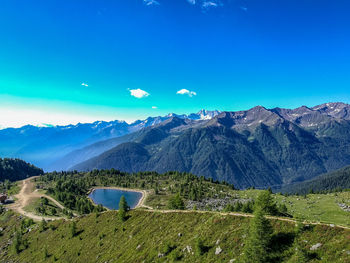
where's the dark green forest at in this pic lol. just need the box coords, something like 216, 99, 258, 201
0, 158, 43, 182
282, 165, 350, 194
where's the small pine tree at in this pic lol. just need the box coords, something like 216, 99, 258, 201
243, 208, 272, 263
278, 203, 288, 216
12, 230, 22, 254
255, 190, 278, 215
118, 195, 129, 222
71, 221, 77, 238
234, 202, 243, 212
40, 219, 47, 232
168, 193, 185, 210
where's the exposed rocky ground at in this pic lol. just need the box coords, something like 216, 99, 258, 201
186, 196, 251, 211
338, 203, 350, 212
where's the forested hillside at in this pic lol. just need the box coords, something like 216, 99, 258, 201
0, 158, 43, 182
73, 103, 350, 189
282, 165, 350, 194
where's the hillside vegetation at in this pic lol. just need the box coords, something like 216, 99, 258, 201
0, 209, 350, 263
0, 158, 43, 182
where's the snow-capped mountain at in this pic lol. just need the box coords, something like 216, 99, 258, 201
0, 110, 220, 170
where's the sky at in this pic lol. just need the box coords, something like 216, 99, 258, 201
1, 0, 350, 128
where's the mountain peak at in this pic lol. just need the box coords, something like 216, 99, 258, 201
313, 102, 350, 120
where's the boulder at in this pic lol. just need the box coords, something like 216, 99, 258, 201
215, 246, 222, 255
310, 243, 322, 251
182, 245, 192, 253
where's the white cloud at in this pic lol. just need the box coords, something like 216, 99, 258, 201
240, 6, 248, 12
176, 89, 197, 97
201, 0, 222, 10
81, 83, 88, 87
187, 0, 196, 4
152, 106, 158, 109
129, 88, 150, 99
143, 0, 160, 6
202, 1, 217, 8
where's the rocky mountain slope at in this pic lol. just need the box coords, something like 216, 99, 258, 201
73, 103, 350, 189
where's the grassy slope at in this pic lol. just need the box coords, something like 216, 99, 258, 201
23, 197, 64, 218
1, 210, 350, 263
274, 192, 350, 227
223, 189, 350, 227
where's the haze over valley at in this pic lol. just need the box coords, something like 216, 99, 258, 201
1, 1, 350, 262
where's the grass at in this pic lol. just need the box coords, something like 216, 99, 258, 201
23, 196, 65, 218
221, 189, 350, 227
1, 210, 350, 262
274, 192, 350, 227
7, 181, 20, 196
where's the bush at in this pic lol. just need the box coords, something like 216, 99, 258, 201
168, 193, 185, 210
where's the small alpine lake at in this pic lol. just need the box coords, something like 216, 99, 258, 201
88, 188, 143, 210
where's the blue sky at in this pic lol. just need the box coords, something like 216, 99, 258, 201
1, 0, 350, 127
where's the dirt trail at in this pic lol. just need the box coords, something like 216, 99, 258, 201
7, 177, 65, 221
138, 209, 350, 230
6, 177, 350, 231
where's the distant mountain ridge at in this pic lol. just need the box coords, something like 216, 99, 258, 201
280, 165, 350, 194
72, 102, 350, 189
0, 110, 220, 170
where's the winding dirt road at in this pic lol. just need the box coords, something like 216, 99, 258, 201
7, 177, 65, 221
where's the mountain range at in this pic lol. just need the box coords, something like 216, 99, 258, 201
0, 110, 220, 171
2, 103, 350, 189
72, 102, 350, 189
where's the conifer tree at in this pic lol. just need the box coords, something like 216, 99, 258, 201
40, 219, 47, 232
243, 208, 272, 263
255, 190, 278, 215
119, 195, 129, 222
71, 221, 77, 238
168, 193, 185, 210
12, 229, 22, 254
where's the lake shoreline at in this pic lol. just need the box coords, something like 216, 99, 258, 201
88, 186, 149, 210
